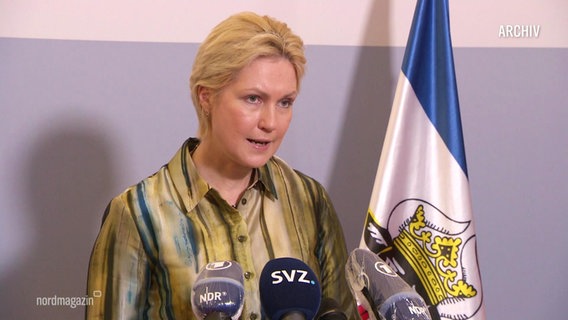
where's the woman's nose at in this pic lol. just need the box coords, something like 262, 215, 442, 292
258, 106, 277, 131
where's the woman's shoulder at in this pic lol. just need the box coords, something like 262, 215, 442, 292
266, 155, 325, 191
107, 164, 171, 214
265, 156, 335, 219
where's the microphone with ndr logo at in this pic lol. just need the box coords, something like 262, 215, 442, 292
191, 260, 245, 320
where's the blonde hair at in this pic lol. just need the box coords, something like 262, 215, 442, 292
189, 12, 306, 137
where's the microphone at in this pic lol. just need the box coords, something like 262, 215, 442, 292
191, 260, 245, 320
259, 257, 322, 320
345, 248, 432, 320
315, 298, 347, 320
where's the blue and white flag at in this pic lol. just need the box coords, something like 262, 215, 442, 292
360, 1, 486, 319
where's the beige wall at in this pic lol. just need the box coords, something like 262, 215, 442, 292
1, 0, 566, 47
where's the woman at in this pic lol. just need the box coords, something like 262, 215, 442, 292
87, 12, 355, 319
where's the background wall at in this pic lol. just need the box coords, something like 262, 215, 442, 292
1, 0, 567, 319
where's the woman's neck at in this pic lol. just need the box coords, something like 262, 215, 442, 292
191, 141, 253, 206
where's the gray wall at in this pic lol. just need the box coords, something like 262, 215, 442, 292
1, 38, 567, 318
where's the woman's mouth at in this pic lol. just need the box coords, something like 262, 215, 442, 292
247, 138, 270, 146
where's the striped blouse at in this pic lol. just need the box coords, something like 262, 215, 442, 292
86, 138, 356, 319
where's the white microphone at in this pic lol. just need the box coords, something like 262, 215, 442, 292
345, 248, 432, 320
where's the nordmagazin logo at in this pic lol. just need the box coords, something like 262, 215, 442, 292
36, 291, 101, 309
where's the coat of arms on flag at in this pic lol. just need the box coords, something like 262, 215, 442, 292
359, 1, 486, 319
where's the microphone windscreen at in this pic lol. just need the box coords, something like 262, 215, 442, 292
259, 257, 322, 320
191, 261, 245, 320
345, 249, 431, 320
379, 292, 432, 320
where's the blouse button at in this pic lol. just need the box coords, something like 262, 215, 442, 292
238, 235, 247, 242
250, 313, 258, 320
244, 271, 253, 280
241, 198, 247, 205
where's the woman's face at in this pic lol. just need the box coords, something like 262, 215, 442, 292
202, 56, 298, 171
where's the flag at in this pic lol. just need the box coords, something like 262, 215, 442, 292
360, 0, 486, 319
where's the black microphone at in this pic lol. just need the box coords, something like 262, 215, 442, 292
191, 260, 245, 320
259, 257, 322, 320
345, 248, 432, 320
315, 298, 347, 320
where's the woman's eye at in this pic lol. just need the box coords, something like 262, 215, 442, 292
279, 99, 294, 108
246, 95, 261, 104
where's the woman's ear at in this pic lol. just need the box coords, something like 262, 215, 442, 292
198, 86, 212, 111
